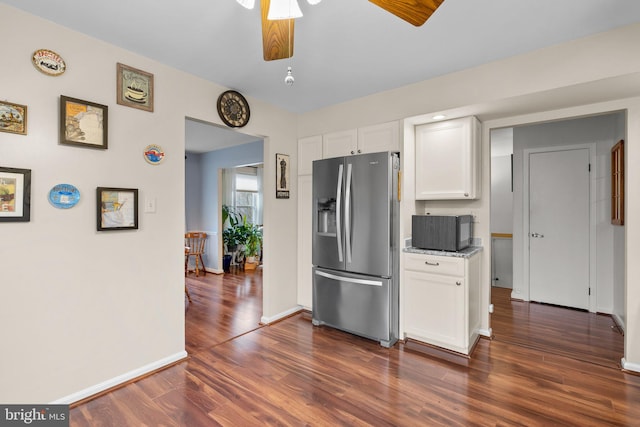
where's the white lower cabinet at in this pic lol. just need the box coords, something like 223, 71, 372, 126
403, 251, 481, 355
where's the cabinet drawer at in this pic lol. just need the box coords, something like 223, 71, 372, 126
404, 253, 464, 276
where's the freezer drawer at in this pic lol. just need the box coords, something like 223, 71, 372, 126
312, 268, 397, 347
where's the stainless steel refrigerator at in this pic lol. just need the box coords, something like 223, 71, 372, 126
312, 151, 400, 347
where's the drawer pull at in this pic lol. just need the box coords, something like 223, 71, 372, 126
456, 281, 462, 286
424, 261, 440, 266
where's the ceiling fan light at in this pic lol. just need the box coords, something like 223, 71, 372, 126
236, 0, 255, 9
268, 0, 303, 20
284, 66, 295, 86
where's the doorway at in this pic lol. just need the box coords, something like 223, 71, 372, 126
220, 164, 264, 272
489, 112, 626, 366
184, 117, 264, 273
184, 117, 265, 339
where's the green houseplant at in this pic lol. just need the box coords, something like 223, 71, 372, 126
244, 223, 263, 263
222, 205, 243, 272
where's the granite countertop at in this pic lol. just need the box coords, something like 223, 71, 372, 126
403, 246, 483, 259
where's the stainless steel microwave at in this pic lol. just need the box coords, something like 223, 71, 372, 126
411, 215, 473, 252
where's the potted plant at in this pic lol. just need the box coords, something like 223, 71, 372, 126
222, 205, 242, 272
244, 224, 262, 269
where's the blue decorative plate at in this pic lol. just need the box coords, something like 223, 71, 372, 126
49, 184, 80, 209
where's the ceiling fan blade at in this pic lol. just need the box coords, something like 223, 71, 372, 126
368, 0, 445, 27
261, 0, 295, 61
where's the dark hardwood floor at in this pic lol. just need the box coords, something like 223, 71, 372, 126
490, 287, 625, 369
70, 272, 640, 426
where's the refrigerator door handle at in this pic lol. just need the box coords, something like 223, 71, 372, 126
315, 270, 383, 287
336, 163, 344, 263
345, 162, 353, 264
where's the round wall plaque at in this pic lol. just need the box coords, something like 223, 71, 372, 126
48, 184, 80, 209
32, 49, 66, 76
144, 144, 165, 165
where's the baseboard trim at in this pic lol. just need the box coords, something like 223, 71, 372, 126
478, 328, 492, 338
260, 307, 303, 325
51, 351, 188, 405
621, 358, 640, 375
612, 313, 626, 334
206, 267, 224, 275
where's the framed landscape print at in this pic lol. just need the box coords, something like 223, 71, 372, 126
276, 153, 290, 199
60, 96, 108, 149
117, 63, 154, 112
0, 167, 31, 222
0, 100, 27, 135
97, 187, 138, 231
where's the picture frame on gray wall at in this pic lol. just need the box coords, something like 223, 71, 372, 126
60, 95, 108, 150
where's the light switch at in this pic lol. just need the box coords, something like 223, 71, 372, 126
144, 197, 156, 213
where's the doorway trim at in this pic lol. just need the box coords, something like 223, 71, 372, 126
522, 144, 596, 312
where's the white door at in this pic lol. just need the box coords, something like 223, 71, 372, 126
529, 148, 590, 309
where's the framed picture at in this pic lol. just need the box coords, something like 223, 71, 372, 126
276, 153, 290, 199
97, 187, 138, 231
611, 139, 624, 225
0, 167, 31, 222
60, 96, 108, 149
0, 100, 27, 135
117, 63, 154, 112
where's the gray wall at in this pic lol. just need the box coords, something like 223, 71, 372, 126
185, 140, 264, 270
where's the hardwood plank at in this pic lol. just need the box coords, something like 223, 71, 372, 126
490, 286, 624, 368
70, 271, 640, 426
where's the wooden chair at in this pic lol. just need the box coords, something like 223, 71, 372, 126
185, 232, 207, 277
184, 246, 192, 303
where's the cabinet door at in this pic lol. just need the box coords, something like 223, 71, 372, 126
323, 129, 358, 159
297, 175, 313, 309
404, 270, 466, 352
415, 116, 479, 200
358, 121, 400, 154
298, 135, 323, 176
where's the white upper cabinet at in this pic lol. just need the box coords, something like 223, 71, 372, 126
298, 135, 323, 176
357, 121, 400, 154
322, 129, 358, 159
415, 116, 481, 200
322, 121, 400, 159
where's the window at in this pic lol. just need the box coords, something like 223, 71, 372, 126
224, 166, 262, 226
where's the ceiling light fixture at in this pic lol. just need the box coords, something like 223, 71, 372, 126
267, 0, 303, 20
284, 66, 295, 86
236, 0, 255, 9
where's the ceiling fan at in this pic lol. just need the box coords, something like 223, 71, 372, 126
238, 0, 446, 61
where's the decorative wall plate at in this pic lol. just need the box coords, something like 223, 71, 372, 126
143, 144, 165, 164
32, 49, 66, 76
48, 184, 80, 209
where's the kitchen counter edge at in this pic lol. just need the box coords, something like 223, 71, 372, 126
403, 246, 483, 259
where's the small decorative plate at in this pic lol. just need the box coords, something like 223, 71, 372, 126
143, 144, 165, 165
32, 49, 66, 76
49, 184, 80, 209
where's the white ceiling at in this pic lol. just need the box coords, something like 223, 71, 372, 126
5, 0, 640, 152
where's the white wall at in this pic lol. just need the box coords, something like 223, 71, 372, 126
0, 4, 298, 403
298, 23, 640, 366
